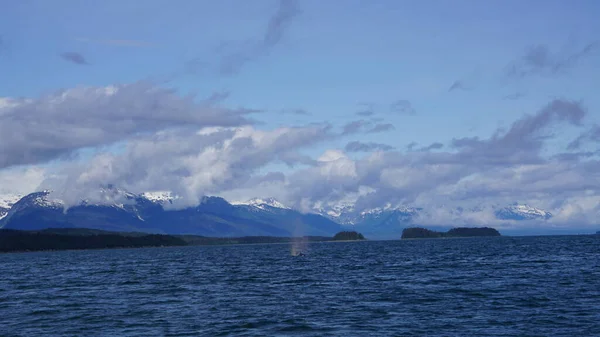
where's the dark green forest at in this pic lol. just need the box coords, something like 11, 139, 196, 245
0, 229, 187, 252
401, 227, 501, 239
332, 231, 366, 241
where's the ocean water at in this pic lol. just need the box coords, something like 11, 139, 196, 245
1, 236, 599, 336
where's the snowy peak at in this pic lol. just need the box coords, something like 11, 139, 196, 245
495, 203, 552, 221
359, 204, 420, 217
23, 191, 65, 209
314, 202, 421, 226
232, 197, 290, 210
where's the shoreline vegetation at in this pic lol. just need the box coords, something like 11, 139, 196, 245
0, 228, 367, 253
332, 231, 366, 241
401, 227, 501, 239
0, 226, 520, 253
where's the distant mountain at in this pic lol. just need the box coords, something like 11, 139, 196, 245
316, 201, 553, 236
494, 204, 553, 221
0, 188, 556, 238
0, 190, 341, 237
315, 203, 422, 236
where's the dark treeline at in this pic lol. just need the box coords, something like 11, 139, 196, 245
401, 227, 501, 239
0, 228, 338, 253
0, 229, 187, 253
332, 231, 366, 241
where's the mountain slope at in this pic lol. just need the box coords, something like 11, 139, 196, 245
0, 192, 341, 237
494, 204, 553, 221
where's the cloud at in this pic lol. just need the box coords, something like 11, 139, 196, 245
217, 0, 300, 76
4, 91, 599, 228
173, 0, 300, 78
451, 99, 585, 165
0, 81, 255, 169
567, 124, 600, 150
356, 103, 375, 116
367, 123, 395, 133
448, 80, 468, 92
419, 142, 444, 151
390, 100, 416, 115
60, 52, 89, 65
506, 42, 598, 78
267, 98, 598, 227
341, 119, 371, 135
280, 108, 310, 116
503, 92, 526, 100
43, 124, 332, 208
0, 166, 47, 195
75, 37, 154, 47
263, 0, 301, 48
345, 141, 395, 152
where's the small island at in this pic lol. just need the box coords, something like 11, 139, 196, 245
401, 227, 500, 239
332, 231, 366, 241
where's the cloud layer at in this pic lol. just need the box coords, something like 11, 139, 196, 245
2, 85, 599, 229
0, 81, 254, 169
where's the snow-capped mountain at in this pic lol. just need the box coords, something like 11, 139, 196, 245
494, 203, 553, 221
232, 197, 290, 210
0, 190, 341, 237
0, 185, 556, 237
315, 202, 421, 225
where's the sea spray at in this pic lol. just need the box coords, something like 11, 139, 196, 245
290, 219, 308, 256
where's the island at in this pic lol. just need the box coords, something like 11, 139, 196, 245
401, 227, 501, 239
332, 231, 366, 241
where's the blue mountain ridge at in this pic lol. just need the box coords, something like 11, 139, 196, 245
0, 191, 342, 237
0, 190, 557, 237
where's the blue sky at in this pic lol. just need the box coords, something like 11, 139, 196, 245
3, 0, 598, 145
1, 0, 600, 230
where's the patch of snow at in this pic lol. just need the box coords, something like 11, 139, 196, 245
495, 203, 553, 220
32, 194, 64, 208
512, 204, 550, 217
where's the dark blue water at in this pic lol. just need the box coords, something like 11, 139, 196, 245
1, 236, 599, 336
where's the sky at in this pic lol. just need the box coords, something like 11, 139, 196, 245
1, 0, 600, 231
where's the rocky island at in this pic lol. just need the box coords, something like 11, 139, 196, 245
332, 231, 366, 241
401, 227, 501, 239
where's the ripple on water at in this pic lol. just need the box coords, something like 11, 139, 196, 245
1, 236, 600, 336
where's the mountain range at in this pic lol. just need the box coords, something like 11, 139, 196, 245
0, 188, 555, 237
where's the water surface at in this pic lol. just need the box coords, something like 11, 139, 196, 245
1, 236, 599, 336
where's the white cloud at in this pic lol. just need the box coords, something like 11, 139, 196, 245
41, 124, 332, 208
1, 82, 599, 230
0, 166, 47, 195
0, 81, 254, 169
